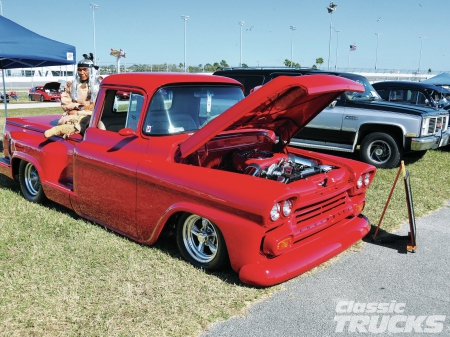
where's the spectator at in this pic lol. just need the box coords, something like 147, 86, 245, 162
45, 53, 103, 138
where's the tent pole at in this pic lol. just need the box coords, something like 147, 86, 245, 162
1, 68, 8, 119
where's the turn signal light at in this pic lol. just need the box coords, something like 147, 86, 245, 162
277, 237, 292, 251
355, 201, 365, 213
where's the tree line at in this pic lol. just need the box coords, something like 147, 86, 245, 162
99, 57, 325, 74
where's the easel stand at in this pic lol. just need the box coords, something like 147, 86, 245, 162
371, 161, 417, 252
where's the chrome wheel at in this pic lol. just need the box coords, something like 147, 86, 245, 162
182, 214, 218, 263
367, 139, 391, 164
19, 161, 46, 203
23, 162, 41, 196
360, 132, 401, 169
176, 213, 229, 270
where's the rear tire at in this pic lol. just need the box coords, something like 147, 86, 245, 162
19, 161, 47, 203
40, 95, 44, 102
360, 132, 401, 169
176, 213, 229, 271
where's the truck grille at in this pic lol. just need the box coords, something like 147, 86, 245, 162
293, 192, 352, 237
424, 115, 449, 135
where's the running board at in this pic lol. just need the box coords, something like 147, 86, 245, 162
289, 140, 354, 153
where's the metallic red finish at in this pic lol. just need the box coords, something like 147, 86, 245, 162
0, 73, 376, 286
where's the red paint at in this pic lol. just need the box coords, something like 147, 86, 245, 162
0, 73, 376, 286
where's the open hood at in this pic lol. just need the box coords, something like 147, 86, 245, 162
180, 74, 363, 158
43, 82, 61, 91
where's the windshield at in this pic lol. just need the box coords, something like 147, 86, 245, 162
430, 89, 450, 108
343, 76, 381, 101
143, 85, 244, 135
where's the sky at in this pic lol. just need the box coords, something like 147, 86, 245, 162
2, 0, 448, 72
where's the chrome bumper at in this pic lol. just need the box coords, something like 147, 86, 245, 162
411, 129, 450, 151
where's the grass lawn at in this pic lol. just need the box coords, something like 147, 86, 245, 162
1, 107, 449, 336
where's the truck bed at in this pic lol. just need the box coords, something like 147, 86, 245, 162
6, 114, 63, 133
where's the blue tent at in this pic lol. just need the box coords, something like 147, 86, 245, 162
0, 16, 76, 117
422, 73, 450, 86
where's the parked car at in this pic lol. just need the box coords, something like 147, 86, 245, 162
0, 73, 376, 287
28, 82, 61, 102
213, 68, 450, 168
116, 90, 130, 100
372, 80, 450, 110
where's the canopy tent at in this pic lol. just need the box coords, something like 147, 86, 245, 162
0, 16, 76, 117
422, 72, 450, 86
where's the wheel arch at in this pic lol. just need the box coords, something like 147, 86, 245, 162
11, 154, 46, 182
148, 201, 264, 272
357, 123, 405, 148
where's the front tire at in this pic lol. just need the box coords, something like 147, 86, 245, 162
19, 161, 47, 203
360, 132, 401, 169
176, 213, 229, 271
40, 95, 44, 102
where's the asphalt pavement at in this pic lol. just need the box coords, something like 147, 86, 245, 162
200, 201, 450, 337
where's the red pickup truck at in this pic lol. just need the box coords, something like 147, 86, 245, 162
0, 73, 376, 286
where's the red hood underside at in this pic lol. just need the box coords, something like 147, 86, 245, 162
180, 74, 364, 158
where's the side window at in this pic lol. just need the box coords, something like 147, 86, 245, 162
416, 91, 428, 105
389, 89, 404, 102
99, 90, 144, 132
229, 75, 264, 96
377, 89, 388, 100
125, 93, 144, 132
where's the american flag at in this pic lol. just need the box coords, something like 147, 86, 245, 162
350, 45, 357, 51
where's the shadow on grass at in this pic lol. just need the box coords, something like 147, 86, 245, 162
155, 225, 245, 286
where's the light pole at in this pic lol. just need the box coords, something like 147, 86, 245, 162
290, 26, 296, 67
326, 1, 337, 70
181, 15, 190, 72
418, 36, 426, 73
334, 29, 340, 70
90, 3, 99, 63
0, 1, 3, 16
238, 21, 245, 67
375, 32, 381, 71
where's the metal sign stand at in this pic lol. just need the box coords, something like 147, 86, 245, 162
372, 161, 417, 252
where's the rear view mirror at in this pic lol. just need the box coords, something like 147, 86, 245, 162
118, 128, 136, 137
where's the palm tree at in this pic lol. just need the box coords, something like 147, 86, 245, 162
315, 57, 324, 69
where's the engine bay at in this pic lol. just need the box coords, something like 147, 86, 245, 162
182, 130, 337, 184
232, 148, 335, 184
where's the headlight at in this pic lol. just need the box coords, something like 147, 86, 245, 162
364, 173, 370, 186
270, 203, 280, 221
356, 175, 363, 189
282, 199, 293, 216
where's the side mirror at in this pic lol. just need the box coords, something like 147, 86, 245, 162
118, 128, 136, 137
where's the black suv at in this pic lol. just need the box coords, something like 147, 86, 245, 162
213, 67, 450, 168
372, 80, 450, 110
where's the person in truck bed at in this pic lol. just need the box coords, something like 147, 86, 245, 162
44, 53, 103, 138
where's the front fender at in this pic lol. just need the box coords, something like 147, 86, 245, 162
143, 201, 265, 273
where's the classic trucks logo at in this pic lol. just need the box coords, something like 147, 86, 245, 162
334, 301, 446, 334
